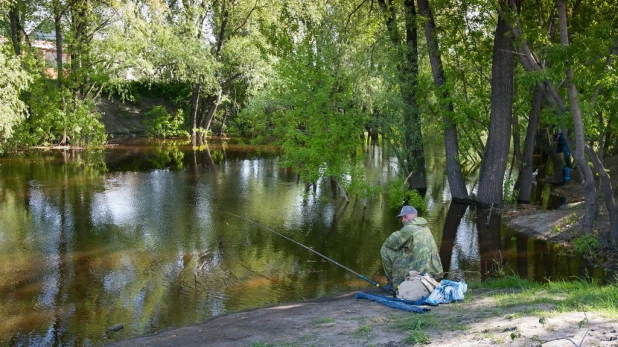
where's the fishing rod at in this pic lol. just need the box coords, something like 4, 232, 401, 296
226, 212, 394, 295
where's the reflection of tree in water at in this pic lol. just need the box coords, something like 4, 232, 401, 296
62, 149, 108, 173
475, 207, 503, 280
1, 150, 111, 345
150, 142, 185, 169
440, 202, 469, 281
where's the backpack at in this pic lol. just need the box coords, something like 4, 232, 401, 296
397, 271, 439, 301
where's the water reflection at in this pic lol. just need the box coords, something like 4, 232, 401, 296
0, 140, 608, 346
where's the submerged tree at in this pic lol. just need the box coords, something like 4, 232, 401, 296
476, 0, 515, 206
416, 0, 469, 202
377, 0, 427, 192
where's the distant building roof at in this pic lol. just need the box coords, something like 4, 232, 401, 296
1, 36, 59, 51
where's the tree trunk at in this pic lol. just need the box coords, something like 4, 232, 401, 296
536, 130, 564, 184
556, 0, 596, 233
53, 0, 64, 86
585, 146, 618, 242
511, 113, 521, 166
218, 110, 228, 136
9, 6, 22, 56
190, 82, 201, 146
200, 89, 223, 139
402, 0, 426, 192
377, 0, 426, 192
417, 0, 469, 202
517, 84, 543, 204
477, 6, 515, 207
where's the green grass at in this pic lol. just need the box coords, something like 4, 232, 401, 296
468, 275, 537, 291
391, 314, 440, 345
251, 343, 301, 347
404, 330, 431, 345
393, 314, 439, 330
353, 325, 372, 338
310, 316, 336, 325
482, 278, 618, 316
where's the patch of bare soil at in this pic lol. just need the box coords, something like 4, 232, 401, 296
106, 287, 618, 347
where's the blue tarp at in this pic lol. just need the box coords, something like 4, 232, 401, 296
355, 280, 467, 312
354, 292, 429, 313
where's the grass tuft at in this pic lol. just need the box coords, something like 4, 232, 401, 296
404, 330, 431, 345
310, 317, 335, 325
353, 325, 372, 338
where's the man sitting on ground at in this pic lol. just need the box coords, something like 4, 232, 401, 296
381, 205, 443, 291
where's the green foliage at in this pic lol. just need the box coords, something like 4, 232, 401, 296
0, 48, 31, 144
250, 343, 274, 347
483, 277, 618, 316
258, 21, 366, 187
106, 81, 191, 107
149, 141, 186, 170
8, 76, 106, 148
572, 233, 599, 258
503, 176, 518, 204
386, 178, 428, 212
143, 106, 189, 139
551, 212, 579, 233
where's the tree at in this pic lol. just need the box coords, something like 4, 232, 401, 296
476, 0, 515, 206
245, 0, 374, 199
0, 49, 31, 144
377, 0, 427, 192
416, 0, 468, 202
504, 0, 618, 239
516, 84, 542, 204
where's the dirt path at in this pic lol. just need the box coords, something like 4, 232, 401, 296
106, 287, 618, 347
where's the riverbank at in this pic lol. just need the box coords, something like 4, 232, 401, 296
503, 180, 618, 278
107, 279, 618, 347
103, 177, 618, 346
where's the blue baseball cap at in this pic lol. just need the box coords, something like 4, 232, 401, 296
396, 205, 417, 218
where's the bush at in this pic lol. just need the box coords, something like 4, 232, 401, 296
386, 177, 428, 213
572, 234, 599, 258
143, 106, 189, 139
8, 79, 106, 148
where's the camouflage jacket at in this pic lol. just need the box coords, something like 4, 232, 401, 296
382, 217, 443, 278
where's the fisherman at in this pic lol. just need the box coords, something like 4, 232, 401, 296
555, 130, 573, 182
380, 205, 443, 291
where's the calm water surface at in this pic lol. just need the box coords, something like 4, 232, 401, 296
0, 139, 607, 346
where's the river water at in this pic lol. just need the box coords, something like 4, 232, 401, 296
0, 139, 607, 346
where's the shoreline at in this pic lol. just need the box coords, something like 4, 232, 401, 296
104, 279, 618, 347
103, 206, 618, 347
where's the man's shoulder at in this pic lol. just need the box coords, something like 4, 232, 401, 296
400, 223, 415, 231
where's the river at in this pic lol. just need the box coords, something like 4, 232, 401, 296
0, 138, 607, 346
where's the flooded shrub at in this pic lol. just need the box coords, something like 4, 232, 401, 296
387, 178, 428, 212
143, 106, 189, 139
8, 80, 106, 148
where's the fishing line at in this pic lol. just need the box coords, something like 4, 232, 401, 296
226, 212, 394, 295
